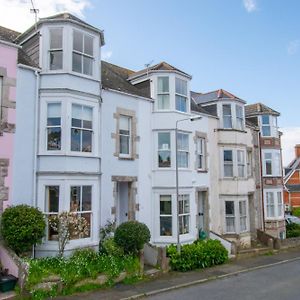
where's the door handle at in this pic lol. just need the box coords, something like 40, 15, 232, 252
199, 213, 204, 216
125, 213, 128, 216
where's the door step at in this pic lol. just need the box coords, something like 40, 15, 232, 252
144, 267, 161, 278
237, 247, 273, 259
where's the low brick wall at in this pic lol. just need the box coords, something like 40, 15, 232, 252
281, 237, 300, 249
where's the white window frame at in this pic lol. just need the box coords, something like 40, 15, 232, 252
237, 150, 245, 178
222, 104, 232, 129
239, 200, 247, 232
49, 27, 63, 71
177, 132, 189, 168
223, 149, 234, 177
222, 148, 247, 178
46, 103, 62, 151
157, 76, 170, 110
178, 194, 190, 235
72, 29, 94, 76
262, 149, 282, 177
159, 195, 172, 237
158, 131, 171, 168
175, 78, 188, 113
264, 189, 284, 220
119, 115, 132, 158
236, 104, 244, 130
221, 103, 245, 130
260, 115, 278, 137
196, 137, 206, 171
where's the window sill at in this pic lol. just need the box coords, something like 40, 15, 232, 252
217, 128, 247, 133
40, 70, 100, 82
118, 156, 135, 161
197, 169, 208, 173
38, 152, 100, 159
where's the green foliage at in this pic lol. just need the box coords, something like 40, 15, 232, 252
1, 205, 46, 255
167, 239, 228, 272
26, 248, 140, 299
114, 221, 150, 254
292, 207, 300, 217
286, 222, 300, 238
99, 220, 116, 254
100, 237, 124, 257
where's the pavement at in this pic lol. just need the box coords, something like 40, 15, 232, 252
56, 247, 300, 300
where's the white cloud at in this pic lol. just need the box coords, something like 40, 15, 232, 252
102, 50, 112, 61
287, 40, 300, 55
243, 0, 257, 12
0, 0, 91, 32
280, 127, 300, 166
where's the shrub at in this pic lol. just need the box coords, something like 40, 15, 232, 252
114, 221, 150, 254
101, 237, 124, 257
1, 205, 46, 255
99, 220, 116, 253
167, 239, 228, 271
292, 207, 300, 217
286, 223, 300, 238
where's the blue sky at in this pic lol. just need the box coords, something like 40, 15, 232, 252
1, 0, 299, 164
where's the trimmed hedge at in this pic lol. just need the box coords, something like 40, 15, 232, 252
1, 205, 46, 255
292, 207, 300, 218
114, 221, 150, 254
286, 223, 300, 238
167, 239, 228, 271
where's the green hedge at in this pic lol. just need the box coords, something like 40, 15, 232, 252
292, 207, 300, 217
167, 239, 228, 272
286, 223, 300, 238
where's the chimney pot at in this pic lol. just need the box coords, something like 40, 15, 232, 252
295, 144, 300, 158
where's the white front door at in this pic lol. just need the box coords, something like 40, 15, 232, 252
118, 182, 129, 224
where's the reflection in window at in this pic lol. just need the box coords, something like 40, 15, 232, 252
225, 201, 235, 233
177, 132, 189, 168
222, 104, 232, 129
47, 103, 61, 150
175, 78, 188, 112
157, 77, 170, 110
49, 28, 63, 70
158, 132, 171, 167
160, 195, 172, 236
179, 194, 190, 234
45, 186, 59, 240
224, 150, 233, 177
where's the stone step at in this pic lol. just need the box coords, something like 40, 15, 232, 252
144, 268, 161, 278
0, 291, 16, 300
237, 247, 273, 259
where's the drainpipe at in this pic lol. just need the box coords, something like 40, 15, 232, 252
258, 131, 265, 231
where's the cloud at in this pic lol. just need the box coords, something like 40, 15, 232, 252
287, 40, 300, 55
243, 0, 257, 12
102, 50, 112, 61
0, 0, 91, 32
280, 127, 300, 166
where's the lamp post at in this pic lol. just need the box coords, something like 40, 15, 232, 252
176, 115, 202, 253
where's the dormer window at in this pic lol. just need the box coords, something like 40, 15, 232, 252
175, 78, 187, 112
49, 28, 63, 70
222, 104, 232, 128
72, 30, 94, 76
157, 77, 170, 110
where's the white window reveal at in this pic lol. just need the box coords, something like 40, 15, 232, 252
71, 104, 93, 152
159, 195, 172, 236
224, 150, 233, 177
119, 115, 131, 157
225, 201, 235, 233
47, 103, 61, 151
222, 104, 232, 129
45, 186, 59, 240
49, 28, 63, 70
196, 137, 206, 170
72, 30, 94, 76
175, 78, 188, 112
70, 186, 92, 238
157, 77, 170, 110
177, 132, 189, 168
158, 132, 171, 168
178, 195, 190, 234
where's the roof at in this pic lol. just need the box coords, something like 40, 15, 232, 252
286, 184, 300, 192
245, 103, 280, 117
101, 61, 151, 99
0, 25, 20, 43
190, 92, 218, 117
192, 89, 246, 104
18, 12, 105, 45
128, 61, 192, 80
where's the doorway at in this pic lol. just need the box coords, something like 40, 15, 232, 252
197, 191, 209, 233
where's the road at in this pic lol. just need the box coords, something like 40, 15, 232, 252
148, 260, 300, 300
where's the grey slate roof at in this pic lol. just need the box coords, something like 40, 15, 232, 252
128, 61, 192, 80
101, 61, 151, 99
286, 184, 300, 192
245, 103, 280, 117
190, 92, 218, 117
192, 89, 246, 104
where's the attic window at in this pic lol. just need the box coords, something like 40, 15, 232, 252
49, 28, 63, 70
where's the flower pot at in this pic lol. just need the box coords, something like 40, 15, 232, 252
0, 275, 18, 292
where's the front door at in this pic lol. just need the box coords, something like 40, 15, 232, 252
118, 182, 129, 224
198, 191, 207, 232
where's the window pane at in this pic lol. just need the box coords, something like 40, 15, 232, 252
157, 95, 170, 110
224, 150, 233, 162
83, 56, 93, 76
81, 213, 91, 238
82, 186, 92, 211
236, 105, 243, 118
50, 51, 63, 70
160, 195, 172, 214
50, 28, 62, 49
226, 201, 234, 215
179, 215, 190, 234
178, 152, 188, 168
47, 127, 61, 150
262, 115, 270, 125
70, 186, 81, 212
158, 77, 169, 93
82, 130, 92, 152
46, 186, 59, 212
71, 128, 81, 151
160, 217, 172, 236
266, 161, 272, 175
175, 78, 187, 95
72, 52, 82, 73
120, 135, 130, 154
73, 30, 83, 52
158, 151, 171, 167
262, 125, 271, 136
47, 103, 61, 126
158, 132, 170, 149
176, 95, 187, 112
84, 35, 93, 56
177, 133, 189, 151
120, 116, 130, 131
82, 106, 93, 122
223, 105, 232, 128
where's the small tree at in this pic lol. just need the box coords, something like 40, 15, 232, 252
1, 205, 46, 256
49, 212, 89, 257
114, 221, 150, 255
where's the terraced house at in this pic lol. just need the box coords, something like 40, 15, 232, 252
0, 13, 285, 261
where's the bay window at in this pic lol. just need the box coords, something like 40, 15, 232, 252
224, 150, 233, 177
237, 150, 245, 178
177, 132, 189, 168
47, 103, 61, 150
159, 195, 172, 236
49, 28, 63, 70
71, 104, 93, 152
223, 149, 247, 178
261, 115, 271, 136
45, 186, 59, 240
72, 30, 94, 76
175, 78, 188, 112
178, 195, 190, 234
158, 132, 171, 167
157, 77, 170, 110
119, 115, 131, 156
225, 201, 235, 233
222, 104, 232, 129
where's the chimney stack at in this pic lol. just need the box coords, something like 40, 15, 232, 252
295, 144, 300, 158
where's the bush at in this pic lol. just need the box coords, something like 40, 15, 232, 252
286, 223, 300, 238
1, 205, 46, 255
114, 221, 150, 254
167, 239, 228, 271
101, 237, 124, 257
292, 207, 300, 217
